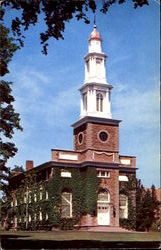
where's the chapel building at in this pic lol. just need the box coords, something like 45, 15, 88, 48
8, 25, 136, 231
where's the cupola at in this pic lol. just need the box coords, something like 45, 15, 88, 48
89, 24, 102, 42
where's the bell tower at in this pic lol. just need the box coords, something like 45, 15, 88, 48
72, 25, 121, 153
80, 24, 113, 119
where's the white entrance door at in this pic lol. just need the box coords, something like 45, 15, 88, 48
97, 202, 110, 225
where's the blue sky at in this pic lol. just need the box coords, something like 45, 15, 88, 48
4, 1, 160, 187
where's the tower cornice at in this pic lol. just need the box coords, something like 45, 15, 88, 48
84, 52, 107, 61
71, 116, 122, 129
79, 82, 113, 92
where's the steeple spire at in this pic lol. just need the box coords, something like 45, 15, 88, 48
94, 13, 96, 27
79, 25, 113, 119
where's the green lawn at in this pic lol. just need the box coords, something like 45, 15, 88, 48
1, 230, 160, 241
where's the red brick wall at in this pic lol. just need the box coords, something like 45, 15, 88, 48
74, 122, 119, 152
99, 169, 120, 227
79, 169, 119, 227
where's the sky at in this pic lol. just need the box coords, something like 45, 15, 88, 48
4, 1, 160, 188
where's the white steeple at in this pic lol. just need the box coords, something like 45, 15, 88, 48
80, 25, 113, 119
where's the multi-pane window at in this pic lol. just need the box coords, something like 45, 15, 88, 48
61, 191, 72, 218
97, 171, 110, 178
98, 190, 110, 203
119, 194, 128, 219
96, 93, 103, 112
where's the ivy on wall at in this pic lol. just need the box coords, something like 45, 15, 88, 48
9, 166, 100, 230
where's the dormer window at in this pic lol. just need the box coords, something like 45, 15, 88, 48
96, 93, 103, 112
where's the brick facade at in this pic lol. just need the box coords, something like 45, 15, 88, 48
73, 119, 120, 153
6, 26, 137, 231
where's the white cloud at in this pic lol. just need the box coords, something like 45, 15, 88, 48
113, 81, 160, 129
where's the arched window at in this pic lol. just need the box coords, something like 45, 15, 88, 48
96, 93, 103, 112
98, 189, 110, 203
83, 93, 87, 111
86, 59, 90, 72
61, 191, 72, 218
119, 194, 128, 219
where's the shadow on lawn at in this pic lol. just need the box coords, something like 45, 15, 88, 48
1, 235, 160, 249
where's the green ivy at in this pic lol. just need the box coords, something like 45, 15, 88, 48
9, 166, 100, 230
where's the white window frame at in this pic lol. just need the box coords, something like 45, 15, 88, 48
39, 211, 42, 221
29, 214, 32, 222
61, 192, 72, 218
40, 191, 43, 200
45, 191, 48, 200
34, 193, 37, 202
96, 93, 103, 112
61, 170, 71, 178
24, 193, 27, 204
97, 190, 110, 203
97, 171, 110, 178
45, 213, 48, 221
119, 194, 128, 219
119, 175, 129, 182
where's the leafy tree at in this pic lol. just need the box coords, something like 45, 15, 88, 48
1, 0, 149, 54
136, 181, 159, 231
12, 165, 24, 173
0, 24, 22, 193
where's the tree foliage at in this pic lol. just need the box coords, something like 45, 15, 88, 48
1, 0, 149, 54
136, 181, 160, 231
0, 24, 22, 192
119, 176, 160, 231
0, 24, 19, 76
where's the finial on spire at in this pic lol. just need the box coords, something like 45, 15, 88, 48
94, 14, 96, 28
